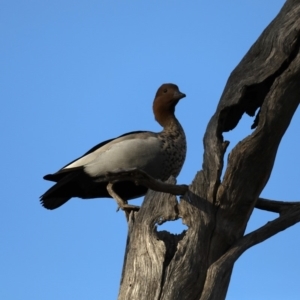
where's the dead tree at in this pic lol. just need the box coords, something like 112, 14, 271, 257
116, 1, 300, 299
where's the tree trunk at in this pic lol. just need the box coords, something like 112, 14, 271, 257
118, 1, 300, 299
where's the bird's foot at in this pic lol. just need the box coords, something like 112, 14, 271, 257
107, 182, 140, 220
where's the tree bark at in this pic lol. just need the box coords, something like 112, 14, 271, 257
118, 1, 300, 299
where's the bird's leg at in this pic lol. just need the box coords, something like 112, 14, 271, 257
106, 182, 140, 219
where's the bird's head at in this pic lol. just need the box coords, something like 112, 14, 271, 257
153, 83, 186, 127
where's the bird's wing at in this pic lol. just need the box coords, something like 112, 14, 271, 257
82, 134, 163, 178
67, 130, 146, 164
44, 130, 163, 181
43, 131, 145, 182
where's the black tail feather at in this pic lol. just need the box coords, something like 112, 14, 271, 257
40, 195, 70, 210
40, 171, 80, 210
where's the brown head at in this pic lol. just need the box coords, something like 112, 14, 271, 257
153, 83, 186, 127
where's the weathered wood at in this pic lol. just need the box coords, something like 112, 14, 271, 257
201, 203, 300, 300
118, 176, 215, 300
208, 34, 300, 261
118, 1, 300, 299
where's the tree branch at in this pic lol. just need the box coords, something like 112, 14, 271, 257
94, 168, 188, 196
208, 2, 300, 262
200, 201, 300, 300
255, 197, 300, 214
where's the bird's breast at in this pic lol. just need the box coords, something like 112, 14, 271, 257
158, 125, 187, 180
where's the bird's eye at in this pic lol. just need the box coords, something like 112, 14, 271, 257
163, 89, 168, 93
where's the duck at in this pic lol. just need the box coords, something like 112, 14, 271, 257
40, 83, 186, 211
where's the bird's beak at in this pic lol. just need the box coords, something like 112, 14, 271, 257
174, 91, 186, 100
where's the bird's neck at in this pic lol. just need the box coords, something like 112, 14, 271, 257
155, 107, 178, 127
160, 115, 183, 133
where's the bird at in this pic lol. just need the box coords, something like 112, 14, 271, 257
40, 83, 186, 212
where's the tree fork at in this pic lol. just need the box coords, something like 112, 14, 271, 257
118, 1, 300, 299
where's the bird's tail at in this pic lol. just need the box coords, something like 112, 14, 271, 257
40, 194, 70, 210
40, 172, 78, 209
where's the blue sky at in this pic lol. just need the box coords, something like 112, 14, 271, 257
1, 1, 299, 299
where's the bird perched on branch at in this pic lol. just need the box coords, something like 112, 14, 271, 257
40, 83, 186, 212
